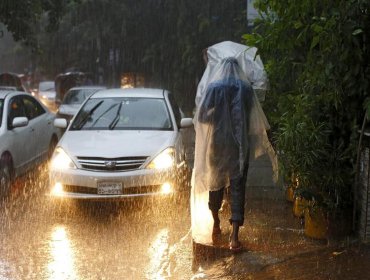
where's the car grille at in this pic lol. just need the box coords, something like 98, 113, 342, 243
64, 185, 96, 194
76, 156, 148, 171
63, 185, 162, 195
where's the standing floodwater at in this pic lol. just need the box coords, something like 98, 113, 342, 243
0, 164, 194, 279
0, 163, 369, 279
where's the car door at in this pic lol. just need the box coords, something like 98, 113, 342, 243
21, 95, 52, 160
5, 95, 33, 173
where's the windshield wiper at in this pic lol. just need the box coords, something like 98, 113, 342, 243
90, 103, 118, 127
73, 100, 104, 129
108, 102, 123, 130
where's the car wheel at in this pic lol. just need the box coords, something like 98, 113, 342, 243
0, 159, 12, 198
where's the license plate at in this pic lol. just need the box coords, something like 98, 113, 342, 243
97, 182, 123, 195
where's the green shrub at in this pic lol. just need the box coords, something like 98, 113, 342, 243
244, 0, 370, 210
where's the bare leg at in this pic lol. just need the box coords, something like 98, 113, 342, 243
230, 222, 241, 248
211, 210, 221, 234
229, 163, 248, 250
209, 188, 224, 239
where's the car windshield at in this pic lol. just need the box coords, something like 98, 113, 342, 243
62, 89, 98, 105
39, 81, 55, 92
0, 99, 3, 127
70, 97, 172, 131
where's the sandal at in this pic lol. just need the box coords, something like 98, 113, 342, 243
229, 240, 243, 252
229, 235, 243, 252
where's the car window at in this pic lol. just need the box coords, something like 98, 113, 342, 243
0, 99, 3, 127
70, 97, 173, 131
21, 95, 46, 120
7, 96, 27, 128
168, 93, 182, 128
63, 89, 97, 105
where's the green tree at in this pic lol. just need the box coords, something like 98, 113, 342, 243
244, 0, 370, 209
0, 0, 71, 46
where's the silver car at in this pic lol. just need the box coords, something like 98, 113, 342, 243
49, 88, 193, 200
0, 90, 59, 197
0, 86, 17, 91
56, 86, 106, 122
38, 81, 56, 110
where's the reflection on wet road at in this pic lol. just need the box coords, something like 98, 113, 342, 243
0, 165, 193, 279
48, 226, 77, 280
146, 228, 169, 279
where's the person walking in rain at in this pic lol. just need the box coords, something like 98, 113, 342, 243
195, 57, 252, 251
191, 42, 275, 252
190, 41, 278, 251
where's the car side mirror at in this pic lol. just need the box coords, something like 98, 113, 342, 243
12, 117, 29, 128
54, 118, 68, 129
180, 118, 193, 128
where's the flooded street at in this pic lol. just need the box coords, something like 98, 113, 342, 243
0, 165, 194, 280
1, 163, 370, 280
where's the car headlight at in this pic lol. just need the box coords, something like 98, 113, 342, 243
147, 147, 175, 169
50, 147, 76, 170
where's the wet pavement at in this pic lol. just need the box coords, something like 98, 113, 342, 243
1, 162, 370, 279
0, 164, 194, 279
192, 185, 370, 280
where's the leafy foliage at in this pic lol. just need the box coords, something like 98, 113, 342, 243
275, 94, 327, 189
0, 0, 72, 46
244, 0, 370, 209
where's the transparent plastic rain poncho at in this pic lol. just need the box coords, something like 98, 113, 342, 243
191, 42, 277, 245
196, 41, 268, 105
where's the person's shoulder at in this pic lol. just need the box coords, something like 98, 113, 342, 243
207, 80, 227, 89
208, 78, 239, 89
206, 78, 252, 93
236, 79, 253, 92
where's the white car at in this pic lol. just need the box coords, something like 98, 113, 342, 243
56, 86, 106, 122
0, 90, 59, 197
49, 88, 193, 200
0, 86, 17, 91
38, 81, 56, 110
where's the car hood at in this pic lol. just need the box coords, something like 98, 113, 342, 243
58, 104, 81, 116
59, 130, 177, 158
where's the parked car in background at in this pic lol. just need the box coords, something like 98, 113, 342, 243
0, 86, 17, 91
0, 90, 60, 197
38, 81, 56, 110
0, 72, 30, 93
49, 88, 193, 200
55, 72, 93, 106
56, 86, 106, 122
